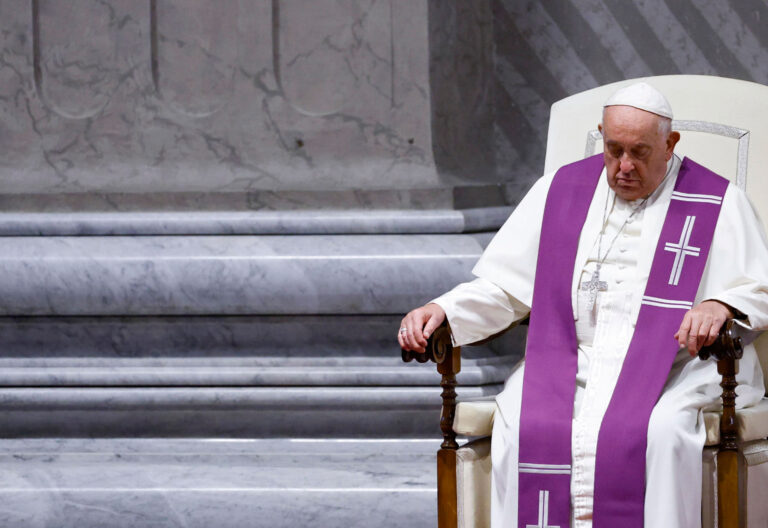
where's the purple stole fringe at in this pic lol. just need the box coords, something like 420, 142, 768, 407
517, 155, 728, 528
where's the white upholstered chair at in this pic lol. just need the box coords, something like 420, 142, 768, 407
404, 76, 768, 528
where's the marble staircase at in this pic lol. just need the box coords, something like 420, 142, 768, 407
0, 208, 522, 525
0, 208, 523, 438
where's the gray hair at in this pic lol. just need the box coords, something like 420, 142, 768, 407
658, 116, 672, 137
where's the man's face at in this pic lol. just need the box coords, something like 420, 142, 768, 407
599, 105, 680, 201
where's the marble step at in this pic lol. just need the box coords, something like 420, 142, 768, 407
0, 233, 493, 316
1, 315, 410, 357
0, 207, 513, 236
1, 185, 515, 214
0, 314, 525, 367
0, 355, 515, 386
0, 385, 501, 437
0, 438, 440, 527
0, 314, 526, 358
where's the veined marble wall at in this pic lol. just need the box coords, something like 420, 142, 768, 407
0, 0, 497, 210
2, 0, 765, 210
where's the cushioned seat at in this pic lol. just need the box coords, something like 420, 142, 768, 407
455, 397, 768, 447
704, 398, 768, 446
453, 400, 496, 437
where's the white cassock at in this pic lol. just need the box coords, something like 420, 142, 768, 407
431, 154, 768, 528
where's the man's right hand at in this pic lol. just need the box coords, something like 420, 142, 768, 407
398, 303, 447, 354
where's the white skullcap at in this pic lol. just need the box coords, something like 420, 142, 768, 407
604, 82, 673, 119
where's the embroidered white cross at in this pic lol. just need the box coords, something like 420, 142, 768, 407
664, 215, 700, 286
526, 489, 560, 528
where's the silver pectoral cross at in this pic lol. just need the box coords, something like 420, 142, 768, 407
526, 489, 560, 528
580, 263, 608, 311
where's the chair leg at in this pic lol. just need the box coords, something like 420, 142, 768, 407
717, 449, 739, 528
717, 357, 739, 528
437, 350, 460, 528
438, 448, 458, 528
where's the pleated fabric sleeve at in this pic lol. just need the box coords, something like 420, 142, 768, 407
430, 172, 556, 347
700, 183, 768, 331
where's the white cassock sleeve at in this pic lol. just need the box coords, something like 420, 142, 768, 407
430, 172, 556, 346
698, 183, 768, 330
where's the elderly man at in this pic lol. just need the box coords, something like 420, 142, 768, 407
398, 83, 768, 528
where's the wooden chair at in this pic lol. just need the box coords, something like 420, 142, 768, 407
403, 76, 768, 528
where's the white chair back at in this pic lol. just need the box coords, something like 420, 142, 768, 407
544, 75, 768, 392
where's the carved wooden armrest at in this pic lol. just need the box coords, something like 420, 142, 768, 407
697, 318, 744, 362
697, 319, 744, 528
402, 321, 461, 528
400, 317, 527, 448
697, 318, 744, 450
402, 321, 460, 449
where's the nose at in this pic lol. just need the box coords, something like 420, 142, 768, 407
619, 153, 634, 174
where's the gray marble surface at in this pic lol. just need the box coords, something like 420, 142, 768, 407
430, 0, 496, 182
0, 315, 412, 358
0, 438, 440, 527
0, 0, 497, 202
0, 310, 521, 436
0, 207, 513, 236
0, 386, 497, 409
0, 356, 514, 387
0, 184, 514, 213
0, 233, 485, 316
0, 384, 500, 437
0, 313, 522, 359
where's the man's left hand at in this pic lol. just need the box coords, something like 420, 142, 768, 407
674, 300, 734, 356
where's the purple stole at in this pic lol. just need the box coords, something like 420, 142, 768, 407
517, 155, 728, 528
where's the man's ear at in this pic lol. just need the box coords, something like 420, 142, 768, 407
598, 123, 603, 135
666, 131, 681, 159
